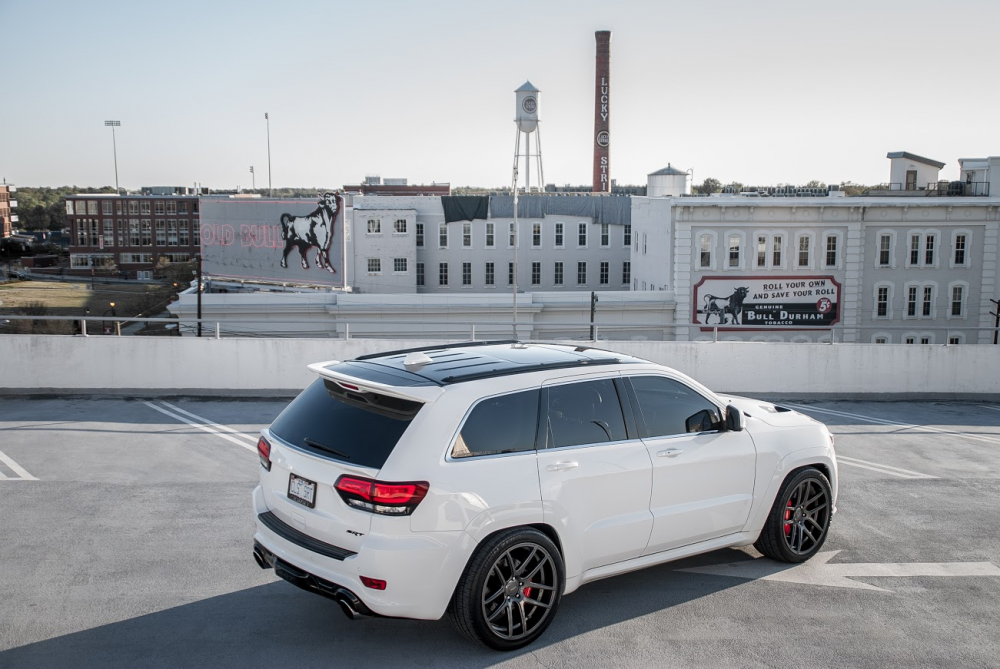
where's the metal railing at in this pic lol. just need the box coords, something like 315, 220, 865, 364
865, 182, 990, 196
1, 315, 998, 344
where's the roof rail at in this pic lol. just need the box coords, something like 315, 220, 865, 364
439, 357, 623, 384
354, 339, 519, 361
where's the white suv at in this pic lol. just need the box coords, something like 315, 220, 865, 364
252, 341, 837, 650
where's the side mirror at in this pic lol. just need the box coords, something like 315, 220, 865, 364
725, 405, 745, 432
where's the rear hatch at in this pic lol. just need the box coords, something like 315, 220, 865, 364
260, 374, 428, 555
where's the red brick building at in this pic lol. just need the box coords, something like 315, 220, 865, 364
343, 176, 449, 196
65, 192, 201, 279
0, 184, 15, 238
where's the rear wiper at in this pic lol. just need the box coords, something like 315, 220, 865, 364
303, 437, 352, 460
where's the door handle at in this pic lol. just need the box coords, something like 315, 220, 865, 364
657, 449, 684, 458
546, 461, 579, 472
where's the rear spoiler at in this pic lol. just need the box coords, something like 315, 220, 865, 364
307, 360, 445, 403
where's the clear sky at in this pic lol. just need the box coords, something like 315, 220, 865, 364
2, 0, 997, 191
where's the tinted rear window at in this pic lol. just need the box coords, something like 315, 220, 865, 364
269, 379, 422, 469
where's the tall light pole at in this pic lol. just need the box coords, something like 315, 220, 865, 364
264, 113, 272, 196
249, 165, 255, 191
104, 120, 121, 193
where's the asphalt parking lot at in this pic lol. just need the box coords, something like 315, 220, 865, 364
1, 397, 999, 668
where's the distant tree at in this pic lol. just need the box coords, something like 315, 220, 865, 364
695, 178, 722, 195
12, 186, 115, 231
840, 181, 870, 197
805, 180, 827, 189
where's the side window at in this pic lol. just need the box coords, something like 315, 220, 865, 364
629, 376, 722, 437
546, 379, 627, 449
452, 389, 539, 459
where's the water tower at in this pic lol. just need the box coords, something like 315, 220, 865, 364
511, 81, 544, 193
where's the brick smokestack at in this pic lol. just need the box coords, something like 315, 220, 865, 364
592, 30, 611, 193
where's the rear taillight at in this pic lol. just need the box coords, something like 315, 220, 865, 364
360, 576, 387, 590
334, 475, 428, 516
257, 436, 271, 471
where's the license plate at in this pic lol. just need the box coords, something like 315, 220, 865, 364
288, 474, 317, 509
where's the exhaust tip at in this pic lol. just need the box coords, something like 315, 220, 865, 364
253, 544, 271, 570
334, 588, 373, 620
337, 596, 360, 621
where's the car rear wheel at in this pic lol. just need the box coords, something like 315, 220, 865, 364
449, 527, 563, 650
754, 467, 832, 563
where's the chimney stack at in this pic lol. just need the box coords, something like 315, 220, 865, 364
592, 30, 611, 193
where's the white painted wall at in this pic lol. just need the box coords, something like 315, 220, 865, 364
2, 336, 997, 397
889, 156, 941, 190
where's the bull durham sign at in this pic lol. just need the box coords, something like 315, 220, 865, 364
693, 276, 841, 328
200, 194, 344, 286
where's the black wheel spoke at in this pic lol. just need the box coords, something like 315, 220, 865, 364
525, 579, 554, 591
516, 600, 529, 632
800, 523, 818, 544
804, 490, 825, 507
808, 502, 829, 516
487, 603, 508, 622
805, 516, 825, 532
484, 585, 506, 606
516, 547, 538, 577
524, 596, 551, 609
524, 555, 550, 582
506, 602, 514, 637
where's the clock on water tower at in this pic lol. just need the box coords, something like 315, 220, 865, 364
515, 81, 539, 134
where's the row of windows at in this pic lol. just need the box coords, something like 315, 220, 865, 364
452, 375, 722, 459
74, 219, 199, 248
69, 252, 181, 268
872, 333, 965, 345
873, 281, 969, 319
696, 228, 975, 271
412, 260, 631, 287
698, 231, 842, 271
411, 222, 631, 250
69, 200, 197, 216
365, 218, 409, 234
875, 229, 971, 269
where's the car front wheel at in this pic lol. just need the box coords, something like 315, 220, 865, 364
754, 467, 832, 563
449, 527, 564, 650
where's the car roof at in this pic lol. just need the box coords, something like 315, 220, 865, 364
315, 341, 647, 390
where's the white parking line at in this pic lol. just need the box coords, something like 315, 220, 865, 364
143, 401, 258, 453
783, 403, 1000, 446
836, 455, 938, 480
0, 450, 38, 481
979, 405, 1000, 413
158, 401, 258, 445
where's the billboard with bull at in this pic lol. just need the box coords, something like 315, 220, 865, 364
200, 193, 344, 286
693, 276, 841, 328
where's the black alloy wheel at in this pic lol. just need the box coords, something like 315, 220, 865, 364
755, 467, 832, 563
450, 528, 564, 650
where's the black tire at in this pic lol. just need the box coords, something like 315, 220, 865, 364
754, 467, 832, 563
449, 527, 564, 651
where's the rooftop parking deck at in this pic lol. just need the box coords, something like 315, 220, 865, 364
1, 397, 999, 667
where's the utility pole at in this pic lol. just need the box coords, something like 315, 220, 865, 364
265, 113, 272, 197
249, 165, 255, 191
196, 254, 203, 338
590, 291, 599, 340
104, 120, 121, 193
511, 148, 519, 340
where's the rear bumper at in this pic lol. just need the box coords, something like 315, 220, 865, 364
252, 485, 475, 620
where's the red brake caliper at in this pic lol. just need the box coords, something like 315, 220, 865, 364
523, 587, 532, 598
784, 500, 793, 535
